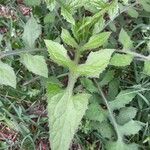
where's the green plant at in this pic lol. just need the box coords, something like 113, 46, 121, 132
1, 0, 150, 150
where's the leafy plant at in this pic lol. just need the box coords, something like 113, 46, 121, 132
0, 0, 150, 149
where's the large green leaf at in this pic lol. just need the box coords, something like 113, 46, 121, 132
110, 53, 133, 67
77, 49, 114, 78
47, 90, 90, 150
116, 107, 137, 125
119, 28, 133, 49
22, 16, 41, 48
21, 53, 48, 78
119, 120, 142, 136
0, 61, 16, 88
61, 28, 78, 48
109, 90, 137, 110
81, 32, 111, 52
44, 40, 74, 68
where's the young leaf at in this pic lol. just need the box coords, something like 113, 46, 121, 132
119, 28, 133, 49
110, 53, 133, 67
116, 107, 137, 125
22, 16, 41, 48
21, 53, 48, 78
0, 61, 16, 88
119, 120, 142, 136
61, 5, 75, 25
44, 40, 74, 68
47, 91, 90, 150
108, 0, 119, 20
81, 32, 111, 52
77, 49, 114, 78
61, 28, 78, 48
143, 61, 150, 76
109, 90, 137, 110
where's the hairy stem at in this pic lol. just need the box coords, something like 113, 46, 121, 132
94, 79, 122, 141
0, 48, 46, 59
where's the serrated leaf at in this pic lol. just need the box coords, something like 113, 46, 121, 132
22, 16, 41, 48
109, 90, 137, 110
61, 6, 75, 25
106, 140, 138, 150
117, 107, 137, 125
81, 32, 111, 52
21, 53, 48, 78
110, 53, 133, 67
47, 91, 90, 150
108, 0, 119, 20
119, 28, 133, 49
44, 40, 74, 68
143, 61, 150, 76
0, 61, 16, 88
119, 120, 142, 136
77, 49, 114, 78
61, 28, 78, 48
86, 103, 106, 122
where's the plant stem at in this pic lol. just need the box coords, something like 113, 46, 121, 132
0, 48, 46, 59
94, 79, 122, 141
66, 49, 80, 95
